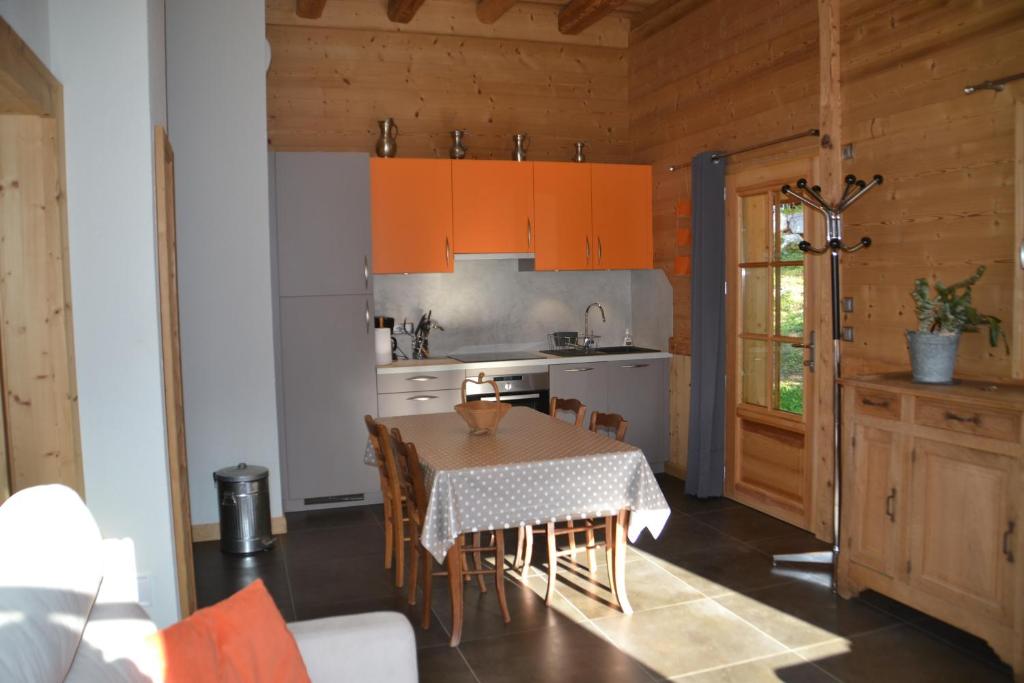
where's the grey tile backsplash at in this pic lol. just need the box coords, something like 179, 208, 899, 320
373, 258, 672, 356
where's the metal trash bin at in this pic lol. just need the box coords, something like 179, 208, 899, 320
213, 463, 276, 554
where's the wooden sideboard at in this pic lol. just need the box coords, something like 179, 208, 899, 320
838, 374, 1023, 678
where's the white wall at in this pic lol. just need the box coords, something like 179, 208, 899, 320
0, 0, 49, 64
5, 0, 181, 626
166, 1, 283, 525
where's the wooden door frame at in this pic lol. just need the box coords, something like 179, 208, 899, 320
0, 18, 83, 501
724, 155, 831, 533
154, 125, 197, 615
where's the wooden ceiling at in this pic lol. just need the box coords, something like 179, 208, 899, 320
293, 0, 666, 36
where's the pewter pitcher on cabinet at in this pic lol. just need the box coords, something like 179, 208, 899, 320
512, 133, 529, 161
376, 118, 398, 158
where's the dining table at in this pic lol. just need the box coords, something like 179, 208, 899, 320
366, 406, 671, 645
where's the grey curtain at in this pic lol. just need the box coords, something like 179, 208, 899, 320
686, 152, 727, 498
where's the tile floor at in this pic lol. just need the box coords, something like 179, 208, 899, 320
194, 475, 1012, 682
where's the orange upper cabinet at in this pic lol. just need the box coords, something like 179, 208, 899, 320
592, 164, 653, 270
453, 160, 534, 254
371, 158, 454, 274
533, 162, 593, 271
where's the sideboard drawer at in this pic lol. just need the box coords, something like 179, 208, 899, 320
377, 368, 465, 394
378, 389, 460, 417
914, 398, 1022, 443
852, 388, 901, 421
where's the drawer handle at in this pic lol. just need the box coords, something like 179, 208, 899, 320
944, 411, 980, 426
364, 255, 369, 289
861, 397, 890, 408
563, 367, 593, 373
885, 488, 897, 522
527, 218, 532, 248
407, 376, 438, 382
1004, 520, 1015, 563
621, 363, 649, 369
407, 395, 437, 401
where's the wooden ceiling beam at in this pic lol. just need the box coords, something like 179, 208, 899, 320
558, 0, 626, 35
387, 0, 429, 23
295, 0, 327, 19
476, 0, 518, 24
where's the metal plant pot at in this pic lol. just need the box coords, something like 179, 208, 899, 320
907, 330, 960, 384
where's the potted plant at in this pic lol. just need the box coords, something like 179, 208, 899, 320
908, 265, 1007, 383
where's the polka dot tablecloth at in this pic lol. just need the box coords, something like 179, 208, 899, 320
365, 407, 671, 563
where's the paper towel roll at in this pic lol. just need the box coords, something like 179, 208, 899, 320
374, 328, 392, 364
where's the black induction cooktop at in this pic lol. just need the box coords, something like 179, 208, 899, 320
447, 351, 548, 363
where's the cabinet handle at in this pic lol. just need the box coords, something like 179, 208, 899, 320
364, 255, 369, 289
944, 411, 980, 425
620, 363, 649, 369
562, 367, 593, 373
597, 236, 603, 263
585, 237, 591, 263
527, 218, 532, 248
861, 397, 891, 408
407, 375, 438, 382
407, 395, 437, 401
1004, 520, 1016, 563
885, 488, 896, 521
365, 300, 370, 334
444, 236, 451, 267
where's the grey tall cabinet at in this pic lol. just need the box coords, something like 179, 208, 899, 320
272, 152, 379, 511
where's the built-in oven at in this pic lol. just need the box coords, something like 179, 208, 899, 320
462, 365, 549, 413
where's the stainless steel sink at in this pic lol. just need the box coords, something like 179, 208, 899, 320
542, 346, 660, 357
594, 346, 660, 355
541, 348, 603, 357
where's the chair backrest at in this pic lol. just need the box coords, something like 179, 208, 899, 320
390, 428, 428, 521
365, 415, 403, 501
589, 411, 629, 442
549, 396, 586, 427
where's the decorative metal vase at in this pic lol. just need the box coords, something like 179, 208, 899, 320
449, 130, 467, 160
375, 118, 398, 158
571, 141, 586, 163
907, 330, 960, 384
512, 133, 529, 162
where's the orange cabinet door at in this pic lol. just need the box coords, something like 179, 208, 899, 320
592, 164, 653, 270
453, 160, 534, 253
534, 162, 592, 271
371, 158, 453, 274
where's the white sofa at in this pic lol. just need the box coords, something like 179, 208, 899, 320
0, 485, 418, 682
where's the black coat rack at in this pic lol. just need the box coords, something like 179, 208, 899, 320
771, 173, 884, 585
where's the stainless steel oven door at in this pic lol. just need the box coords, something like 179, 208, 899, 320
467, 390, 549, 413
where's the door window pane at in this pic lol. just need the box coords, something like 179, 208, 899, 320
775, 265, 804, 337
775, 342, 804, 414
741, 194, 770, 262
777, 201, 805, 261
742, 267, 769, 335
741, 339, 769, 408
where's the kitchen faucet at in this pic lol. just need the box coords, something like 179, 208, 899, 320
583, 302, 606, 349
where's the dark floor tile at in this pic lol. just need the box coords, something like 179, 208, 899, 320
193, 540, 294, 619
284, 521, 387, 563
655, 474, 739, 514
688, 505, 805, 543
744, 531, 832, 558
285, 503, 383, 533
907, 613, 1013, 675
798, 624, 1012, 682
460, 622, 653, 683
288, 552, 401, 611
632, 512, 738, 557
418, 645, 478, 683
674, 652, 836, 682
647, 538, 808, 597
292, 593, 451, 649
714, 579, 899, 648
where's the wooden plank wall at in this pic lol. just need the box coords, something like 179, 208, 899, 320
839, 0, 1024, 379
266, 0, 631, 161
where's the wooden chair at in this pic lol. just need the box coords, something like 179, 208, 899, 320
514, 396, 588, 576
589, 411, 629, 442
391, 428, 510, 644
364, 415, 409, 589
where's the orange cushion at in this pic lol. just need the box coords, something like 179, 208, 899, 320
149, 579, 311, 683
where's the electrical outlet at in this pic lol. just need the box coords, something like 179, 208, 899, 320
137, 574, 152, 607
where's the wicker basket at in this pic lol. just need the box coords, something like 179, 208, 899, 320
454, 372, 511, 435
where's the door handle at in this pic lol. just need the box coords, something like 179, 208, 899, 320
563, 367, 593, 373
885, 488, 896, 522
944, 411, 980, 425
444, 236, 451, 267
407, 395, 438, 401
597, 237, 603, 263
527, 218, 532, 248
365, 300, 370, 334
364, 255, 369, 289
585, 237, 591, 263
790, 343, 812, 349
407, 375, 438, 382
1004, 520, 1015, 563
620, 363, 649, 369
861, 397, 891, 408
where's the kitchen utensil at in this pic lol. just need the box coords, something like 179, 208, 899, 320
411, 310, 444, 359
548, 331, 579, 350
454, 372, 512, 435
375, 118, 398, 158
571, 141, 586, 162
450, 129, 467, 159
512, 133, 529, 161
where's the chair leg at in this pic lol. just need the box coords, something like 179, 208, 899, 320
613, 510, 632, 615
383, 495, 394, 570
567, 520, 577, 559
472, 532, 487, 593
447, 538, 465, 647
522, 525, 534, 578
462, 553, 472, 582
393, 506, 406, 589
494, 530, 511, 624
514, 526, 525, 570
407, 527, 420, 607
421, 551, 434, 630
545, 522, 558, 605
586, 526, 598, 578
604, 516, 619, 607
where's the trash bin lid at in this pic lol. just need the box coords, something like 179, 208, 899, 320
214, 462, 269, 483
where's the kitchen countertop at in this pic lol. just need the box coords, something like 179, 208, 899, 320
376, 350, 672, 374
